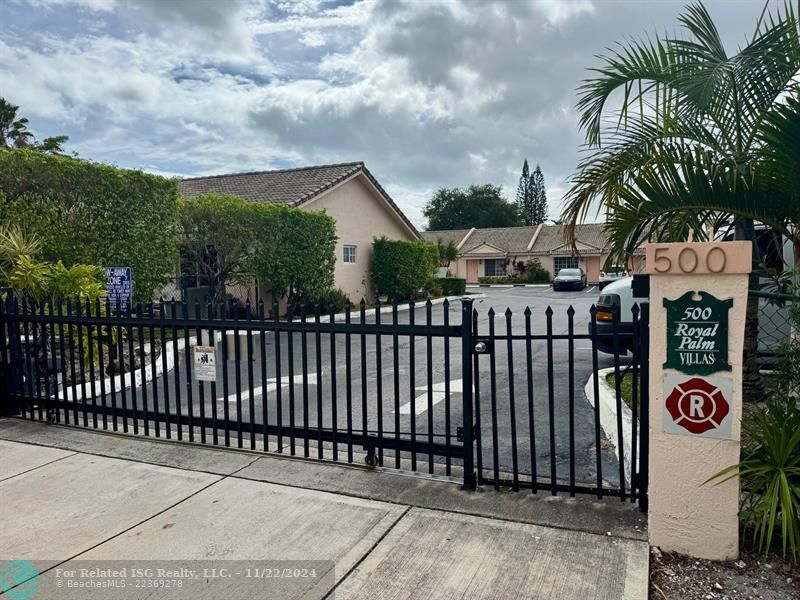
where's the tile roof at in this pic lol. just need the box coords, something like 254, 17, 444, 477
420, 229, 473, 247
178, 162, 364, 205
177, 162, 419, 237
530, 223, 610, 254
423, 223, 612, 255
460, 226, 538, 254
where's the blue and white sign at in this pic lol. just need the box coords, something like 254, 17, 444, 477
105, 267, 132, 311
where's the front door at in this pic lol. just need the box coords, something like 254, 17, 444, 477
466, 260, 479, 283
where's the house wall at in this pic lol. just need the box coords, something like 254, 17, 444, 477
585, 256, 601, 283
304, 175, 415, 302
454, 252, 615, 284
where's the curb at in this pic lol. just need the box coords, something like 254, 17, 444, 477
467, 284, 552, 289
584, 367, 637, 486
310, 294, 487, 323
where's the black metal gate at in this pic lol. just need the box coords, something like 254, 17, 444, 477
0, 293, 648, 510
465, 300, 649, 511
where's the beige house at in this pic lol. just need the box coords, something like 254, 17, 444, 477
178, 162, 420, 302
422, 223, 646, 284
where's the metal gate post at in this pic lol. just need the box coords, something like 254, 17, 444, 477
1, 295, 22, 417
638, 302, 650, 513
460, 298, 476, 490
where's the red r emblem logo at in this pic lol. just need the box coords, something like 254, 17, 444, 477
665, 377, 730, 434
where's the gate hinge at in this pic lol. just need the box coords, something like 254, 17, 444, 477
456, 425, 478, 442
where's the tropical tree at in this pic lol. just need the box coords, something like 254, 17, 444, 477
515, 159, 535, 226
424, 184, 521, 230
562, 1, 800, 401
436, 238, 459, 268
0, 98, 68, 153
531, 164, 548, 225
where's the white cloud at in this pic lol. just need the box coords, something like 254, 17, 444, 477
299, 30, 326, 47
0, 0, 769, 228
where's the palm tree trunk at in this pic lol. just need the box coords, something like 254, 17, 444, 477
736, 220, 765, 403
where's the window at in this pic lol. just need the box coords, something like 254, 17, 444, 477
484, 259, 506, 277
343, 245, 357, 264
553, 256, 578, 273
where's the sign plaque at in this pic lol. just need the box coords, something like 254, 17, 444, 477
193, 345, 217, 382
663, 291, 731, 376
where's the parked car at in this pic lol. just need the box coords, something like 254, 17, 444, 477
589, 276, 647, 354
598, 265, 627, 289
552, 268, 587, 291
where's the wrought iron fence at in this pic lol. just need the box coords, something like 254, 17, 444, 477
0, 295, 648, 508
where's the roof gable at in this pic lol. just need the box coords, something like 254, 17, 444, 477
530, 223, 610, 254
461, 242, 507, 256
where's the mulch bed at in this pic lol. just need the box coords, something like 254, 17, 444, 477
650, 547, 799, 600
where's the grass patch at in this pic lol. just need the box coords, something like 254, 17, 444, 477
605, 370, 638, 413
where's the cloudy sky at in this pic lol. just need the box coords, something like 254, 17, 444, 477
1, 0, 766, 228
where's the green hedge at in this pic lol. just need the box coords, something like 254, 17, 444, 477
248, 203, 337, 308
435, 277, 466, 296
479, 259, 551, 285
0, 148, 178, 302
371, 237, 438, 301
179, 193, 337, 309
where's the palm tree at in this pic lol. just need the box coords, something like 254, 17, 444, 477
0, 98, 68, 153
562, 1, 800, 401
0, 99, 34, 148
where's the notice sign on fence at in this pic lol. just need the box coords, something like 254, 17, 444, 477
105, 266, 132, 312
193, 345, 217, 381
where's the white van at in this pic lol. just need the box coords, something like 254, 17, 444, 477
589, 276, 647, 354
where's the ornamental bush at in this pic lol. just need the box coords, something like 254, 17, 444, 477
178, 194, 338, 312
371, 237, 438, 301
435, 277, 466, 296
178, 194, 257, 305
520, 259, 551, 283
248, 203, 337, 310
0, 149, 178, 302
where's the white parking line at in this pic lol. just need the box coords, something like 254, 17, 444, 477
224, 374, 316, 404
399, 391, 447, 415
397, 378, 470, 414
585, 286, 597, 294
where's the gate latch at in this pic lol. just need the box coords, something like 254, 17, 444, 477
472, 337, 492, 355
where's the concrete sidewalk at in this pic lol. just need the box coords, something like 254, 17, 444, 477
0, 419, 648, 599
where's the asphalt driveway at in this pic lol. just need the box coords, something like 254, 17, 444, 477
83, 285, 633, 491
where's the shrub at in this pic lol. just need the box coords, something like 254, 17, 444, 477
478, 259, 551, 285
712, 397, 800, 560
320, 288, 351, 313
435, 239, 459, 267
371, 237, 438, 301
178, 194, 338, 312
435, 277, 466, 296
0, 148, 178, 302
478, 275, 518, 284
178, 194, 258, 305
520, 259, 551, 283
711, 297, 800, 561
248, 204, 337, 308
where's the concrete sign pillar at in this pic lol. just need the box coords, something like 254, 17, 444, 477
646, 241, 751, 560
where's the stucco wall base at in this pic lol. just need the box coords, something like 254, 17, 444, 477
646, 242, 750, 562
